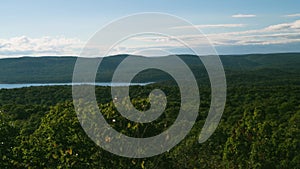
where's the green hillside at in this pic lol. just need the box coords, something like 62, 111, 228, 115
0, 53, 299, 84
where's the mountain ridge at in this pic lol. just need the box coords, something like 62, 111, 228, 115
0, 53, 299, 84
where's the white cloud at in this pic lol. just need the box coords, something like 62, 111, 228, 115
79, 20, 300, 55
1, 20, 300, 57
171, 24, 246, 29
0, 36, 84, 58
265, 20, 300, 31
232, 14, 256, 18
283, 13, 300, 17
204, 20, 300, 46
124, 20, 300, 49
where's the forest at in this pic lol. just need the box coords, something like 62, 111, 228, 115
0, 53, 299, 168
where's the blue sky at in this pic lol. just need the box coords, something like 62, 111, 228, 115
1, 0, 300, 57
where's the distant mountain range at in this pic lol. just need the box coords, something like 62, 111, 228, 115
0, 53, 299, 85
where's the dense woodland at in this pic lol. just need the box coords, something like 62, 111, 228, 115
0, 53, 300, 168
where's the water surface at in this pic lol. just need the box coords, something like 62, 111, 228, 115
0, 82, 151, 89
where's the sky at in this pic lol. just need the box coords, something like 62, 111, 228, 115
0, 0, 300, 57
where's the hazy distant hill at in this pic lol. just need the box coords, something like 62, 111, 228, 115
0, 53, 299, 84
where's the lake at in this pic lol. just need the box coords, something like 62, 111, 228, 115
0, 82, 152, 89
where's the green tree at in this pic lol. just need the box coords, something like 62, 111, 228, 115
223, 108, 272, 168
13, 102, 101, 168
0, 110, 18, 168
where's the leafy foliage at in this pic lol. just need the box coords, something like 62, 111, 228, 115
0, 54, 300, 168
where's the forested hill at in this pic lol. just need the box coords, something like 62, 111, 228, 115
0, 53, 299, 84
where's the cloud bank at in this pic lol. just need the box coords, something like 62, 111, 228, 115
1, 20, 300, 57
0, 36, 83, 58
